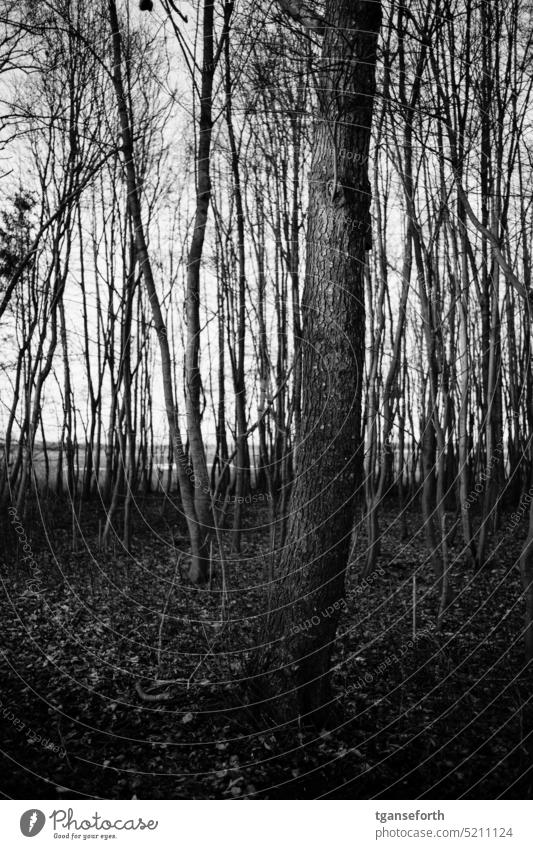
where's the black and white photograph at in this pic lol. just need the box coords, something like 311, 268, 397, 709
0, 0, 532, 809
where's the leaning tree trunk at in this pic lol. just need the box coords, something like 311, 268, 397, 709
257, 0, 381, 724
183, 0, 233, 579
108, 0, 203, 580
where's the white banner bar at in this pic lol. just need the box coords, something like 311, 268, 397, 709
2, 800, 532, 848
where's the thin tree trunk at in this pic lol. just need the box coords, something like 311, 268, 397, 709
108, 0, 204, 582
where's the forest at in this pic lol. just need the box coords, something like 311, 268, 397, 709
0, 0, 532, 800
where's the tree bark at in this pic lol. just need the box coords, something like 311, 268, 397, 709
257, 0, 381, 724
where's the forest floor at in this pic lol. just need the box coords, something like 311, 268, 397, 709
1, 496, 532, 799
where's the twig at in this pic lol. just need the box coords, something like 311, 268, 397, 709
134, 681, 173, 703
166, 0, 188, 23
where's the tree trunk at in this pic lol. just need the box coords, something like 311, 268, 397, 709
257, 0, 381, 724
108, 0, 203, 581
520, 495, 533, 660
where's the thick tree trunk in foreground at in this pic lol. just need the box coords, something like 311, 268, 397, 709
258, 0, 381, 723
521, 495, 533, 660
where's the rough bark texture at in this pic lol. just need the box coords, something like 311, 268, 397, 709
257, 0, 381, 724
521, 497, 533, 660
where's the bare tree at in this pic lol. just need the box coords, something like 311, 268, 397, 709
257, 0, 381, 722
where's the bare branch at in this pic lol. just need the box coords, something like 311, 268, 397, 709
276, 0, 326, 33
